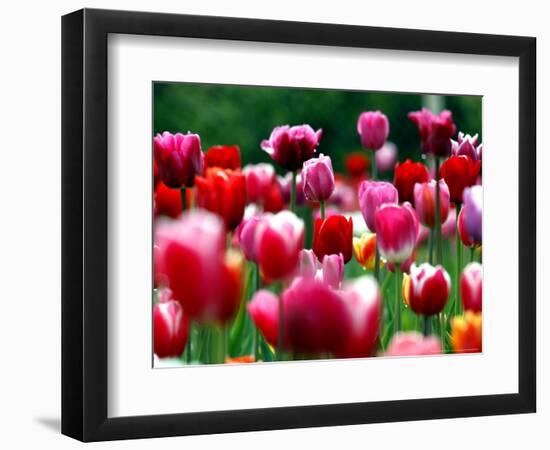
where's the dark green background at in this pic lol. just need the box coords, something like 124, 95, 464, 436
154, 82, 482, 175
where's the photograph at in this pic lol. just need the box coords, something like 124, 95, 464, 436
152, 82, 483, 366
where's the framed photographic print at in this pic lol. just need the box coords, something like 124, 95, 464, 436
61, 8, 536, 442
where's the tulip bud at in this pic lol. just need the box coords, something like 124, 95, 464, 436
358, 180, 398, 232
353, 232, 377, 271
312, 215, 353, 263
413, 179, 450, 228
385, 332, 442, 356
407, 263, 451, 316
460, 262, 482, 312
439, 155, 481, 204
302, 154, 336, 202
261, 124, 322, 171
375, 142, 398, 173
357, 111, 390, 151
451, 311, 482, 353
393, 159, 430, 204
248, 290, 279, 347
255, 211, 305, 281
374, 204, 418, 264
322, 253, 344, 289
153, 131, 204, 188
462, 185, 482, 244
153, 300, 189, 358
204, 145, 241, 170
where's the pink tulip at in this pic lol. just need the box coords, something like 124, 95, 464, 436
442, 206, 457, 239
248, 290, 280, 347
408, 263, 451, 316
413, 179, 450, 228
296, 249, 319, 279
236, 215, 265, 262
153, 300, 189, 358
255, 211, 304, 281
261, 125, 322, 172
358, 180, 398, 232
302, 154, 335, 202
357, 111, 390, 151
452, 132, 481, 162
153, 131, 204, 188
336, 276, 381, 358
242, 163, 276, 204
461, 262, 482, 312
322, 253, 344, 289
375, 142, 398, 173
374, 204, 418, 264
385, 332, 442, 357
329, 181, 357, 212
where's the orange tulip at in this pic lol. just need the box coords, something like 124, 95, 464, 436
451, 311, 482, 353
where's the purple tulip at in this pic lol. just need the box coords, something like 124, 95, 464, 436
153, 131, 204, 188
462, 185, 482, 243
452, 132, 481, 162
261, 124, 322, 171
322, 253, 344, 289
358, 180, 398, 232
357, 111, 390, 151
302, 154, 335, 202
375, 142, 398, 173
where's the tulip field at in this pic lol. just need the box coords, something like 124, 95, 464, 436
152, 84, 482, 366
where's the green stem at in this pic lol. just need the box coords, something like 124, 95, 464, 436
429, 228, 434, 265
455, 203, 462, 316
374, 243, 380, 282
253, 264, 261, 362
422, 316, 432, 336
435, 157, 442, 264
371, 150, 378, 180
470, 246, 475, 263
180, 187, 187, 212
290, 171, 297, 213
320, 200, 326, 220
209, 325, 225, 364
394, 267, 401, 335
185, 323, 193, 364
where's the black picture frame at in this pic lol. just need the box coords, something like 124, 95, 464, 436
61, 8, 536, 442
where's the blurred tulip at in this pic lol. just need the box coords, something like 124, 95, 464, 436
451, 132, 481, 162
255, 211, 304, 281
413, 179, 450, 228
329, 180, 357, 212
393, 159, 430, 204
225, 356, 255, 364
153, 131, 204, 188
154, 182, 182, 219
195, 167, 247, 231
237, 215, 265, 262
407, 263, 451, 316
262, 183, 285, 213
153, 243, 167, 288
153, 300, 189, 358
357, 111, 390, 151
374, 204, 418, 264
156, 287, 174, 304
336, 276, 381, 358
243, 163, 276, 204
408, 108, 456, 157
322, 253, 344, 289
312, 215, 353, 263
302, 154, 335, 202
442, 206, 457, 239
296, 249, 319, 279
451, 311, 482, 353
204, 145, 241, 170
461, 262, 482, 312
344, 152, 370, 178
386, 250, 416, 274
282, 278, 350, 354
261, 124, 322, 171
278, 171, 305, 206
358, 180, 398, 232
439, 155, 481, 204
385, 332, 442, 357
458, 206, 481, 247
353, 232, 377, 271
462, 185, 482, 244
248, 290, 279, 347
375, 142, 398, 173
155, 211, 241, 323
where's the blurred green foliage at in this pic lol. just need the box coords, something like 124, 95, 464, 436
154, 82, 481, 174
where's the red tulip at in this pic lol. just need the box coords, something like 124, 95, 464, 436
153, 299, 189, 358
153, 131, 204, 188
345, 152, 370, 178
255, 211, 304, 281
336, 276, 381, 358
154, 182, 182, 218
204, 145, 241, 170
413, 179, 450, 228
357, 111, 390, 151
261, 124, 322, 171
408, 108, 456, 157
374, 204, 418, 264
393, 159, 430, 204
262, 183, 285, 213
385, 332, 442, 356
312, 215, 353, 263
407, 263, 451, 316
439, 155, 481, 204
195, 167, 247, 231
248, 290, 279, 347
460, 262, 482, 312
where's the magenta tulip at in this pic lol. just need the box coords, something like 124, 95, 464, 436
153, 300, 189, 358
374, 204, 418, 264
261, 125, 322, 171
322, 253, 344, 289
461, 262, 482, 312
153, 131, 204, 188
302, 154, 335, 202
236, 215, 265, 262
358, 180, 398, 232
385, 332, 442, 356
408, 263, 451, 316
248, 290, 280, 347
242, 163, 276, 204
357, 111, 390, 151
413, 179, 450, 228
